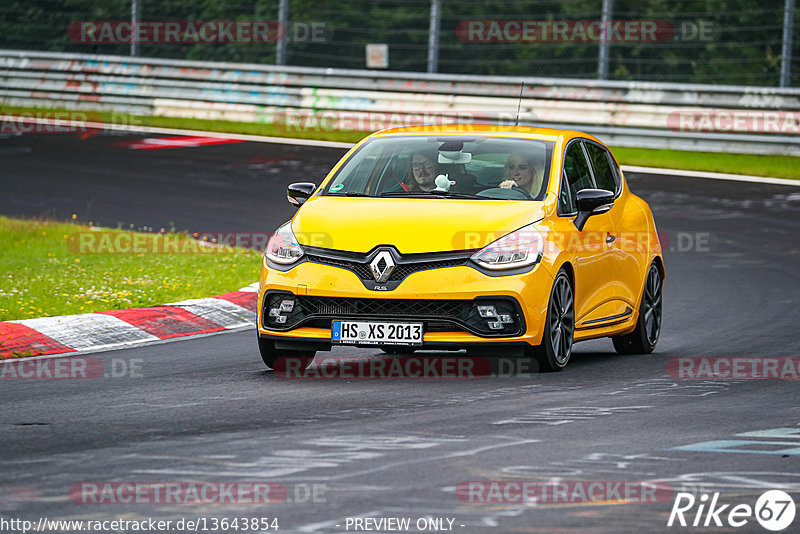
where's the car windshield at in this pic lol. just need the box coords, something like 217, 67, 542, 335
322, 136, 554, 200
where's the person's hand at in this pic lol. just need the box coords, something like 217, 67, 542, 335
499, 180, 517, 189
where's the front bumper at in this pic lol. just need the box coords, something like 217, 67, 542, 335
257, 258, 554, 350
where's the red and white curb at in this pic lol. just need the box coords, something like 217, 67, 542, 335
0, 283, 259, 359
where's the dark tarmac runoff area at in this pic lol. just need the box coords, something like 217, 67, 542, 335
1, 130, 799, 533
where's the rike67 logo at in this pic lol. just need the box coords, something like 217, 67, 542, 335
668, 490, 796, 531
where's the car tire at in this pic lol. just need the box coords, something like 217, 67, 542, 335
529, 270, 574, 372
380, 346, 417, 355
258, 335, 315, 371
612, 262, 662, 355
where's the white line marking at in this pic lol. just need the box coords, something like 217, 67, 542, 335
621, 165, 799, 187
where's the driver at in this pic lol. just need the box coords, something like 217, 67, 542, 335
499, 152, 544, 196
409, 151, 439, 192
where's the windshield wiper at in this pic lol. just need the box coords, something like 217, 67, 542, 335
328, 192, 372, 197
426, 190, 484, 199
379, 191, 430, 197
380, 190, 483, 199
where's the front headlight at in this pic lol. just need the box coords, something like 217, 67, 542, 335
471, 223, 544, 270
265, 223, 304, 265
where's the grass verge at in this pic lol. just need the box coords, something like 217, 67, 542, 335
1, 105, 364, 144
613, 147, 799, 180
2, 105, 798, 178
0, 216, 261, 322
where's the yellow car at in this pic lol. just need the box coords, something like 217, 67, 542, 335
257, 124, 663, 372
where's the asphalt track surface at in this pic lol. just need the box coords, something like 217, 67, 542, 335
2, 131, 800, 533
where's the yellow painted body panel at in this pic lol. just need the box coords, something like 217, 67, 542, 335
293, 197, 545, 253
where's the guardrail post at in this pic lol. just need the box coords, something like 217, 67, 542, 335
131, 0, 140, 56
597, 0, 613, 79
427, 0, 441, 73
277, 0, 289, 65
781, 0, 795, 87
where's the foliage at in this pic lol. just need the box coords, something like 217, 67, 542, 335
0, 0, 795, 85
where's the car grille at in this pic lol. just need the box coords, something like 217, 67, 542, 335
299, 296, 466, 317
262, 293, 524, 338
305, 255, 374, 280
304, 248, 472, 283
390, 259, 468, 281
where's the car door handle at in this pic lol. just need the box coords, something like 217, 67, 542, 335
606, 234, 616, 243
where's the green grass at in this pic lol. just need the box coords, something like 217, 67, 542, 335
0, 216, 261, 321
1, 105, 365, 144
2, 105, 798, 178
613, 147, 799, 180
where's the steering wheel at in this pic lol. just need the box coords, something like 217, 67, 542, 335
476, 186, 535, 200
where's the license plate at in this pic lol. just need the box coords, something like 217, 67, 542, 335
331, 320, 423, 345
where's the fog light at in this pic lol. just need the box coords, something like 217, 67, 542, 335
274, 315, 287, 324
279, 299, 295, 312
478, 305, 497, 318
488, 321, 504, 330
269, 308, 281, 318
497, 314, 513, 324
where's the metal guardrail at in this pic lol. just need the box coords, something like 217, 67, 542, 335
1, 49, 799, 155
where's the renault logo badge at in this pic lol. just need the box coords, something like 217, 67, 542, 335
370, 250, 395, 283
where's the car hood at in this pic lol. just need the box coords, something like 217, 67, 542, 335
292, 197, 545, 253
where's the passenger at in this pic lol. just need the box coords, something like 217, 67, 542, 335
499, 152, 544, 196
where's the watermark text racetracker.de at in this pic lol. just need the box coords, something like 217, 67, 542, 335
67, 231, 333, 254
668, 110, 800, 134
273, 355, 544, 379
667, 357, 800, 380
68, 481, 326, 505
456, 19, 714, 43
272, 109, 538, 133
68, 20, 332, 44
0, 111, 141, 135
457, 480, 674, 504
1, 357, 143, 380
451, 230, 710, 254
0, 516, 279, 533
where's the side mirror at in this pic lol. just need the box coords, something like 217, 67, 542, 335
287, 182, 317, 207
574, 188, 614, 231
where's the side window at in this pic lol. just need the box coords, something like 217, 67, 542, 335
584, 142, 618, 194
559, 171, 576, 214
561, 142, 594, 213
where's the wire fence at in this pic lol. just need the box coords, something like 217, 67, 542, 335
0, 0, 797, 87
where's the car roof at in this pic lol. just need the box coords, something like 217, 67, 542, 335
367, 123, 603, 145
